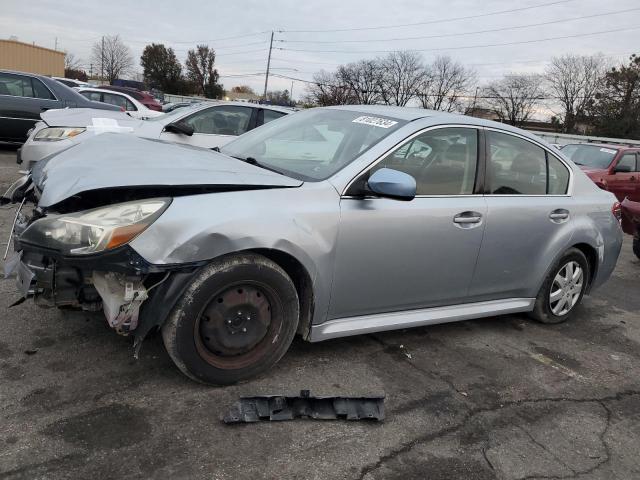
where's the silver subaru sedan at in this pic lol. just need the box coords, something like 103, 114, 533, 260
3, 105, 622, 385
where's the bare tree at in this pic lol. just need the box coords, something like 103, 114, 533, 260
377, 51, 425, 106
185, 45, 223, 98
336, 60, 382, 105
64, 52, 82, 70
418, 56, 475, 112
546, 54, 608, 133
91, 35, 133, 83
305, 70, 354, 106
483, 74, 545, 127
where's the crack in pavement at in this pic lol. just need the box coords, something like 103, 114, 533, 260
359, 335, 639, 480
357, 391, 638, 480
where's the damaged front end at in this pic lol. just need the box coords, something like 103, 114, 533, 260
3, 181, 199, 346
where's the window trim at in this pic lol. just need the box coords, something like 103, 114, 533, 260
614, 152, 638, 172
30, 77, 58, 101
342, 124, 484, 198
0, 73, 58, 101
178, 104, 255, 137
482, 127, 574, 197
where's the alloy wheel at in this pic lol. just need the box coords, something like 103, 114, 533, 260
549, 261, 583, 316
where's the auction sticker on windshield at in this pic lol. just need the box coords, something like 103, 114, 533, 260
352, 116, 398, 128
600, 148, 617, 155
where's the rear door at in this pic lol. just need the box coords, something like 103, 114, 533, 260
161, 105, 256, 148
0, 73, 60, 142
607, 152, 638, 201
468, 129, 572, 301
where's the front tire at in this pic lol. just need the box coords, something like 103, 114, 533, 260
529, 248, 589, 324
162, 253, 299, 385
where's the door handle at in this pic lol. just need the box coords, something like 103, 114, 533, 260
549, 209, 570, 223
453, 212, 483, 224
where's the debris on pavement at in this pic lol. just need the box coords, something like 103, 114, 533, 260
222, 390, 385, 424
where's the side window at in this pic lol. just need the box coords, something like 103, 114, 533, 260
182, 106, 252, 135
488, 131, 547, 195
263, 109, 286, 125
81, 91, 103, 102
616, 153, 637, 172
124, 98, 137, 111
547, 153, 570, 195
102, 92, 127, 110
0, 73, 34, 97
32, 79, 55, 100
372, 127, 478, 195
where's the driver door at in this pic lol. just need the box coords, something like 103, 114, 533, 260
329, 126, 487, 319
160, 105, 256, 148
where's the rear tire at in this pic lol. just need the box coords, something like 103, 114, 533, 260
162, 253, 299, 385
633, 237, 640, 260
529, 248, 589, 324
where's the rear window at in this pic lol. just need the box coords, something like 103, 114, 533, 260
561, 144, 618, 169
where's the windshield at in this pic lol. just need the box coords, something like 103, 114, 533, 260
221, 109, 406, 181
561, 144, 618, 169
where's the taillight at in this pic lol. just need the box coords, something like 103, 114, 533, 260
612, 201, 622, 224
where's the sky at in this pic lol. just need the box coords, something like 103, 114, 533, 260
2, 0, 639, 103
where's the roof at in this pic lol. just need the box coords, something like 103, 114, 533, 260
563, 143, 635, 150
0, 39, 65, 56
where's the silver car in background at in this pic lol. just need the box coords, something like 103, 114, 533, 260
4, 106, 622, 385
18, 101, 292, 170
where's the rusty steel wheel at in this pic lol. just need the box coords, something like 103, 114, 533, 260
194, 283, 278, 370
162, 253, 299, 385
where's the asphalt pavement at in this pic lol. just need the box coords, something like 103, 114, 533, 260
0, 145, 638, 480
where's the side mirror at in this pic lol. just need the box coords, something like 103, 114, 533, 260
367, 168, 416, 201
613, 164, 632, 173
164, 121, 194, 136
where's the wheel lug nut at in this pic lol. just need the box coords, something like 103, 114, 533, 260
242, 327, 247, 333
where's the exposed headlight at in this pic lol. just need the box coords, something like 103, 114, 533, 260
21, 198, 171, 255
34, 127, 86, 141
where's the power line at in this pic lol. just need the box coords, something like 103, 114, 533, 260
280, 0, 573, 33
278, 8, 640, 44
277, 25, 640, 55
125, 30, 271, 45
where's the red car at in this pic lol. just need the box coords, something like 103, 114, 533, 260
97, 85, 162, 111
561, 143, 640, 202
621, 198, 640, 259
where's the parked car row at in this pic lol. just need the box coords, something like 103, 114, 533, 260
0, 69, 119, 143
2, 105, 623, 385
18, 101, 292, 169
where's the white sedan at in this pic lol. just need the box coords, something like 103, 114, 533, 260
18, 101, 294, 169
75, 87, 165, 120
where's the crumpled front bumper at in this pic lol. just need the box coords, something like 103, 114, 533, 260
5, 234, 201, 346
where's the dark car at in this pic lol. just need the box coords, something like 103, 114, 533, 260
561, 143, 640, 202
0, 70, 120, 144
97, 85, 162, 111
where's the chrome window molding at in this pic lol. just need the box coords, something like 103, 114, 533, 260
342, 123, 574, 198
341, 123, 482, 197
483, 126, 574, 196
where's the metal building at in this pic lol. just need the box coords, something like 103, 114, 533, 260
0, 39, 64, 76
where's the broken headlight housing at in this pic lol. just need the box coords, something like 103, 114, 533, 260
20, 198, 171, 255
34, 127, 86, 141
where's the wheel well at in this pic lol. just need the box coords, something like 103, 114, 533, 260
572, 243, 598, 290
250, 249, 314, 340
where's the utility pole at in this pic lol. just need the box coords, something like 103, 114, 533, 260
90, 63, 93, 78
101, 36, 104, 82
290, 80, 294, 103
263, 31, 274, 100
54, 37, 57, 50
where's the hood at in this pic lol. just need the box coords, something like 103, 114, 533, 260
33, 133, 302, 208
41, 108, 143, 128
